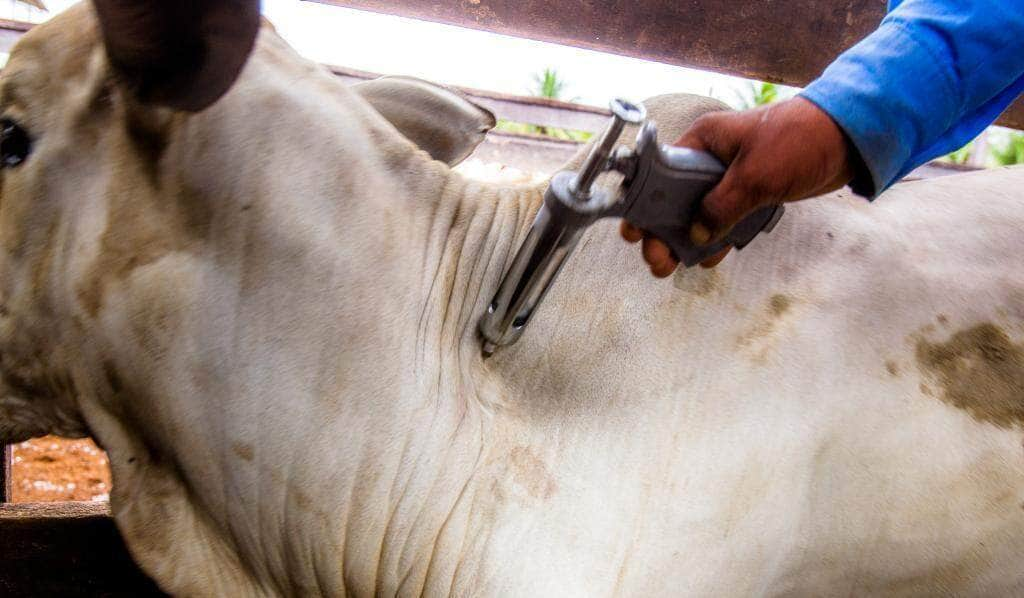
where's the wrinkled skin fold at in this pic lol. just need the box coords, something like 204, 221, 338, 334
2, 3, 1024, 596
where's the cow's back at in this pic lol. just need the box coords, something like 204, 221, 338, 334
475, 166, 1024, 596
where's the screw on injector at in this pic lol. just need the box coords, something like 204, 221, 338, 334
568, 98, 647, 201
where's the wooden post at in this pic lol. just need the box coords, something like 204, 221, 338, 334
1, 443, 11, 502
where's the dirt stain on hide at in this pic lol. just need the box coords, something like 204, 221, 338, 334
885, 360, 901, 377
736, 294, 796, 363
30, 221, 59, 305
883, 556, 980, 597
508, 446, 557, 500
232, 442, 254, 462
769, 294, 791, 317
739, 294, 794, 341
915, 323, 1024, 429
76, 112, 211, 317
673, 267, 721, 297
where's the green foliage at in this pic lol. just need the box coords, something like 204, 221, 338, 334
990, 132, 1024, 166
519, 68, 591, 140
751, 82, 779, 106
732, 82, 782, 109
532, 68, 570, 100
494, 119, 593, 142
945, 142, 973, 165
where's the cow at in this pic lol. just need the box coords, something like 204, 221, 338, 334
1, 2, 1024, 596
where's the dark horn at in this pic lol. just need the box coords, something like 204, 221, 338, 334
92, 0, 261, 112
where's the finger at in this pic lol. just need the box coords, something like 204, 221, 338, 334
620, 221, 644, 243
675, 111, 745, 164
650, 258, 679, 278
643, 237, 678, 277
642, 237, 674, 269
690, 174, 756, 245
699, 246, 732, 268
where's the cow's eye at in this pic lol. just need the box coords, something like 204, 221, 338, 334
0, 118, 32, 168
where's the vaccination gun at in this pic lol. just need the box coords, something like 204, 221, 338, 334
478, 99, 785, 356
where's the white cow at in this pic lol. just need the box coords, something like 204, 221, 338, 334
1, 3, 1024, 596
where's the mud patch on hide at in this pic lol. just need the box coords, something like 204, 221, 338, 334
508, 446, 557, 500
769, 294, 791, 318
883, 556, 981, 596
76, 129, 211, 317
885, 360, 900, 377
915, 323, 1024, 429
232, 442, 254, 462
78, 204, 180, 316
736, 294, 797, 363
30, 221, 59, 304
673, 267, 721, 297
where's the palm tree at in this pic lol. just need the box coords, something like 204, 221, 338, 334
531, 68, 571, 101
528, 68, 583, 138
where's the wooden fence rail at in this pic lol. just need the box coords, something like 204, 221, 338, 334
1, 444, 10, 502
306, 0, 1024, 130
0, 502, 165, 596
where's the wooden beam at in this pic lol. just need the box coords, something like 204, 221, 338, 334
0, 21, 612, 132
1, 444, 10, 502
1, 10, 1020, 128
306, 0, 1024, 130
0, 19, 31, 55
328, 64, 612, 131
0, 502, 166, 597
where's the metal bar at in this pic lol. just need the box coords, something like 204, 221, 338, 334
2, 443, 11, 502
0, 17, 32, 33
306, 0, 1024, 130
0, 18, 30, 54
329, 64, 612, 131
470, 94, 610, 132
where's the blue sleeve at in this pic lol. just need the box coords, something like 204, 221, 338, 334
798, 0, 1024, 198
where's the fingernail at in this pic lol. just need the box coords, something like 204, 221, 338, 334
690, 222, 712, 245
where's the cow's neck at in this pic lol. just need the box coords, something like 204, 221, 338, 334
309, 165, 547, 594
85, 82, 550, 593
411, 169, 544, 376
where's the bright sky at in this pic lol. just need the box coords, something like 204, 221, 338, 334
3, 0, 765, 110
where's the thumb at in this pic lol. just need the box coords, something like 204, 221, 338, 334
689, 172, 757, 245
675, 112, 743, 163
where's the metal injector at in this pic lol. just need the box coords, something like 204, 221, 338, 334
479, 99, 646, 356
478, 98, 784, 357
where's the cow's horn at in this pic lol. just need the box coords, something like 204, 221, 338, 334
92, 0, 261, 112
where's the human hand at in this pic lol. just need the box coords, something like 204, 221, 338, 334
621, 96, 854, 277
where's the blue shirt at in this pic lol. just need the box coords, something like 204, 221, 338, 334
799, 0, 1024, 197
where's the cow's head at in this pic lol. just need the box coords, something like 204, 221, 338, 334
0, 1, 261, 445
0, 1, 494, 450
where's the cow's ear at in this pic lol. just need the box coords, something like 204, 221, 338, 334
92, 0, 261, 112
352, 76, 496, 166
